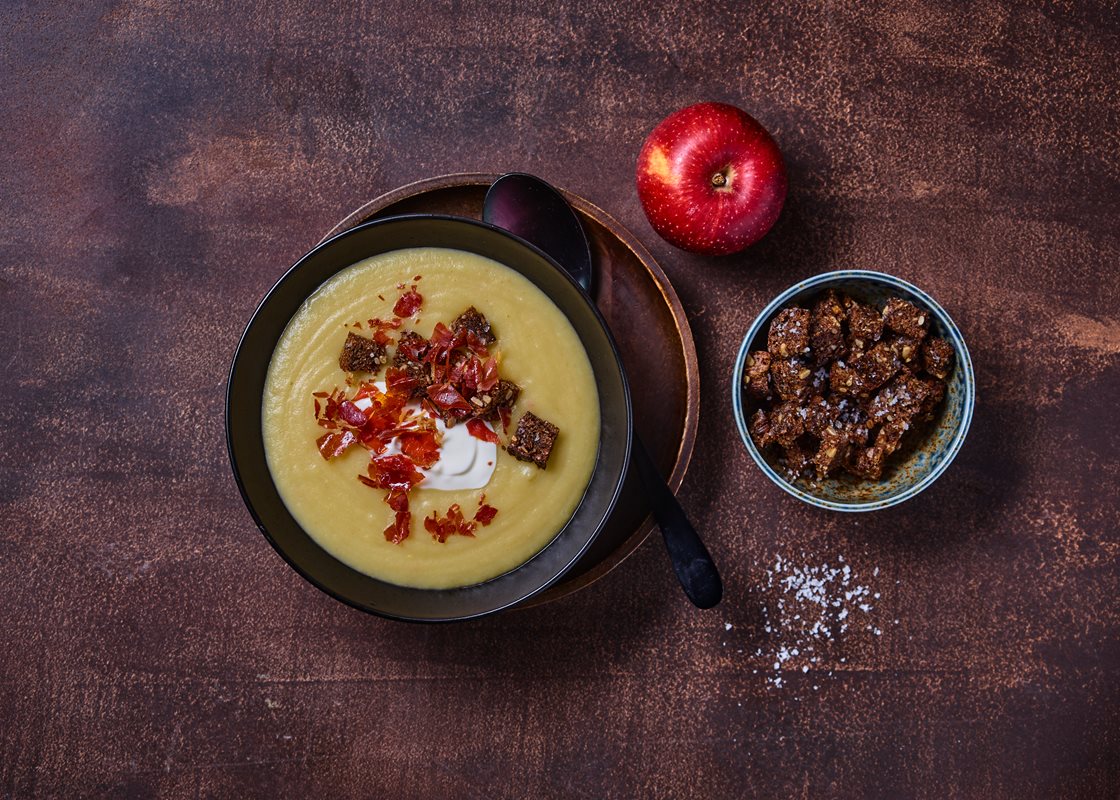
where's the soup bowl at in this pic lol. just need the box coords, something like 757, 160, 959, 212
227, 215, 632, 621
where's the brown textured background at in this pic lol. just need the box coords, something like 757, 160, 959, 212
2, 2, 1118, 798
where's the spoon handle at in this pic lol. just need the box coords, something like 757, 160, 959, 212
631, 435, 723, 609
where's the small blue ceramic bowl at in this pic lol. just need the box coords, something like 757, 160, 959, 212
732, 270, 974, 511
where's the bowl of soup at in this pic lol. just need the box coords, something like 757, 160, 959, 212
227, 215, 632, 621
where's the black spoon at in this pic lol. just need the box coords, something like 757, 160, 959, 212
483, 173, 722, 609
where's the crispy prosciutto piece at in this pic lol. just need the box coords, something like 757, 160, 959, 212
397, 429, 441, 469
393, 287, 423, 318
383, 489, 411, 544
360, 454, 425, 492
338, 399, 368, 428
358, 456, 425, 543
394, 331, 430, 362
474, 503, 498, 526
385, 365, 423, 397
426, 321, 464, 359
466, 418, 500, 444
426, 382, 472, 413
423, 494, 500, 542
366, 317, 403, 347
423, 503, 476, 543
477, 356, 499, 392
316, 429, 358, 460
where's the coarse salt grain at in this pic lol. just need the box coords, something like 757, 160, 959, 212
756, 554, 885, 692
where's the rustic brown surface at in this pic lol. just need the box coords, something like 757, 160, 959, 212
2, 2, 1118, 798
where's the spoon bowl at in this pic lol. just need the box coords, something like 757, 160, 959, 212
484, 173, 595, 294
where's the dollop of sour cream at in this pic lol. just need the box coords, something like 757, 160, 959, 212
353, 384, 497, 491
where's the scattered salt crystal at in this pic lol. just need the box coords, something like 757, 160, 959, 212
724, 622, 733, 631
750, 554, 886, 694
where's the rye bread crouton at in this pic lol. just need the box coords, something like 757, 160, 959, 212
506, 411, 558, 469
339, 332, 387, 373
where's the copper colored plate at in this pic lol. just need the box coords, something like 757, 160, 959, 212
321, 174, 699, 606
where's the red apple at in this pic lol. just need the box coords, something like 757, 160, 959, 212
636, 102, 787, 255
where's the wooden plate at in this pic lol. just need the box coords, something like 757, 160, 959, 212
320, 174, 699, 606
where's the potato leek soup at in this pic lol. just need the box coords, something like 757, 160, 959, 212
263, 247, 600, 589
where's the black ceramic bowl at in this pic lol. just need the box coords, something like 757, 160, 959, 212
226, 215, 632, 622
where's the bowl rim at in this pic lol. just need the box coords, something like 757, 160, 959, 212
226, 213, 633, 621
731, 269, 975, 512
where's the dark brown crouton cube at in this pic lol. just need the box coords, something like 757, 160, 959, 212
473, 379, 521, 420
398, 359, 433, 397
843, 419, 871, 448
866, 371, 932, 428
851, 342, 901, 394
767, 307, 811, 359
883, 297, 930, 340
339, 332, 387, 373
743, 351, 772, 400
506, 411, 558, 469
809, 311, 847, 366
749, 409, 771, 448
814, 425, 852, 479
391, 332, 434, 397
875, 417, 911, 457
811, 289, 847, 322
803, 395, 838, 437
768, 401, 806, 447
829, 360, 863, 398
886, 334, 923, 367
922, 337, 955, 380
452, 306, 496, 346
781, 440, 813, 479
846, 302, 884, 354
770, 357, 812, 401
846, 444, 887, 480
916, 377, 946, 421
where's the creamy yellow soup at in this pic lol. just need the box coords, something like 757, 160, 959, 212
263, 247, 600, 589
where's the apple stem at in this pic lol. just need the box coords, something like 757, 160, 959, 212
710, 171, 728, 188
